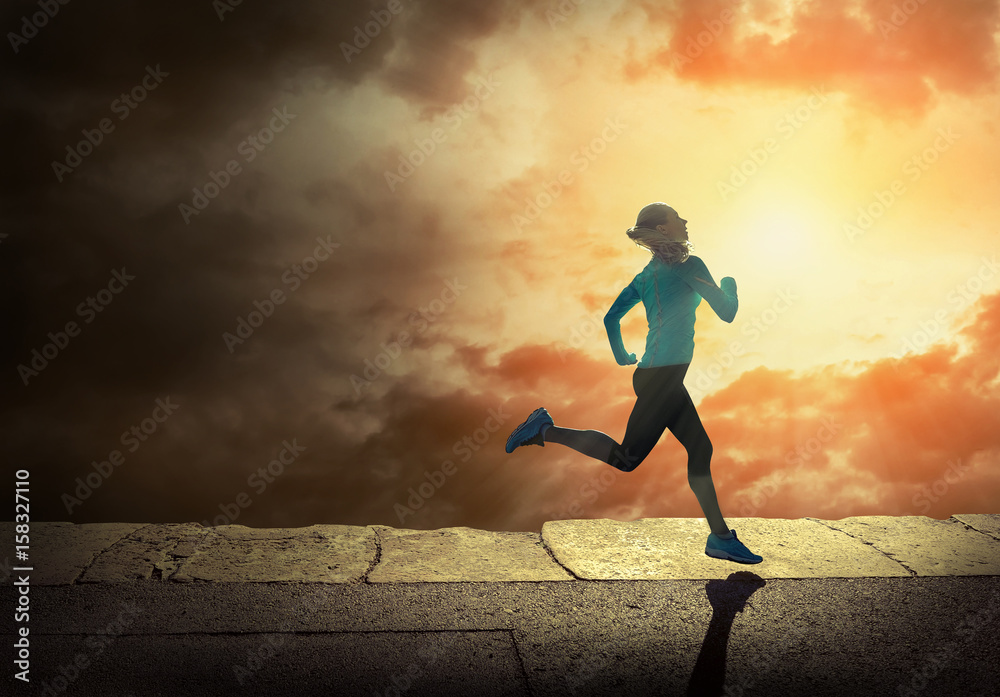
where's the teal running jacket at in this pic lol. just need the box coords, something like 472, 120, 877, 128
604, 255, 738, 368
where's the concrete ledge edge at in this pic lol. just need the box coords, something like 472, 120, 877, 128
2, 514, 997, 585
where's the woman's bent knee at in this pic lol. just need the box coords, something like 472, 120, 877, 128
686, 438, 712, 477
608, 446, 644, 473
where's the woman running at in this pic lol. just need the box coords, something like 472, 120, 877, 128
505, 202, 762, 564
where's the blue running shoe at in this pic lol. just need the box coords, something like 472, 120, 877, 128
505, 407, 554, 453
705, 529, 763, 564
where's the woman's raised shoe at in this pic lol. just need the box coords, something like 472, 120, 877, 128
505, 407, 554, 453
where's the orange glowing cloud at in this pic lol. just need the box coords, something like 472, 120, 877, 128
624, 0, 1000, 117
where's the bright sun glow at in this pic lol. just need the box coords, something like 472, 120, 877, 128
740, 209, 818, 264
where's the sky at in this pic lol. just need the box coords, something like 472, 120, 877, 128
3, 0, 999, 533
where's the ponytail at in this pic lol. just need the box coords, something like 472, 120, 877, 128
626, 225, 693, 265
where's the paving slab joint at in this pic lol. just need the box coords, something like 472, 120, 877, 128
164, 525, 221, 582
805, 517, 918, 577
362, 526, 383, 584
539, 531, 583, 581
73, 522, 159, 584
159, 532, 203, 582
950, 515, 1000, 543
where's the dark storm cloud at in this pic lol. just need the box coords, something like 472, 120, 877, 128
0, 0, 529, 526
378, 0, 526, 109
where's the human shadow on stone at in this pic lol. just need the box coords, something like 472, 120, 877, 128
684, 571, 766, 697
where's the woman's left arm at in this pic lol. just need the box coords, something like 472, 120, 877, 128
683, 258, 738, 323
604, 282, 641, 365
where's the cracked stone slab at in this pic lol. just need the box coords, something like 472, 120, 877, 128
81, 523, 209, 582
0, 522, 147, 585
541, 517, 911, 579
172, 524, 375, 583
367, 526, 573, 582
951, 513, 1000, 541
810, 515, 1000, 576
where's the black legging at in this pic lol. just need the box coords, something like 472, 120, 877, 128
605, 362, 713, 476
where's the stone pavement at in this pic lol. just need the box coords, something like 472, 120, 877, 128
2, 514, 999, 696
